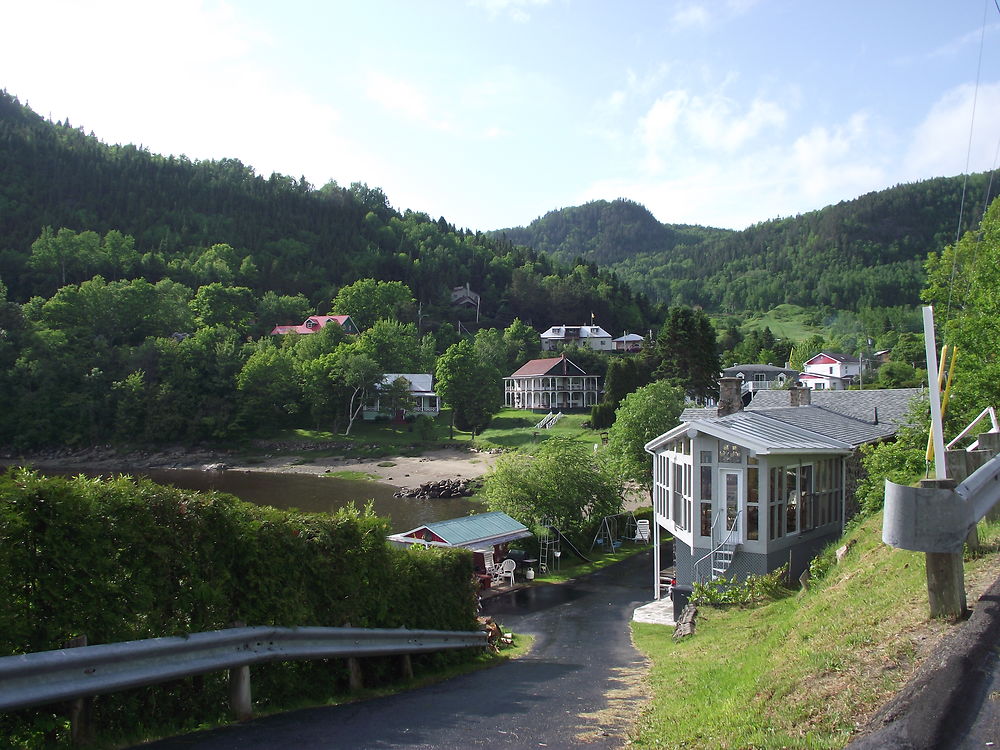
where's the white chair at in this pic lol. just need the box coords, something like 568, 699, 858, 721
634, 519, 651, 543
491, 558, 517, 587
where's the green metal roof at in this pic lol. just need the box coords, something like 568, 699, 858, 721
396, 511, 531, 548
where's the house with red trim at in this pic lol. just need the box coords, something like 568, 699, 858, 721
269, 314, 359, 336
504, 354, 601, 410
800, 352, 861, 390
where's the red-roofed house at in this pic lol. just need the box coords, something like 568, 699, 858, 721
270, 315, 359, 336
800, 352, 861, 390
503, 354, 601, 410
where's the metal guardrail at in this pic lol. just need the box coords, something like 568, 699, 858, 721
0, 625, 487, 713
883, 450, 1000, 554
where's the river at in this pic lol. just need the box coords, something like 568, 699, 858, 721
6, 465, 484, 533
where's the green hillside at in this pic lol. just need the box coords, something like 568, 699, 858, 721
495, 176, 995, 314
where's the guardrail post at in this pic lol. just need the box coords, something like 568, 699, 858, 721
63, 634, 91, 745
345, 622, 363, 691
400, 653, 414, 681
920, 479, 968, 619
228, 622, 252, 721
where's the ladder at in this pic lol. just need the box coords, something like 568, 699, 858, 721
538, 522, 559, 573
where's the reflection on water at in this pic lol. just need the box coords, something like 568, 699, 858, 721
10, 465, 483, 533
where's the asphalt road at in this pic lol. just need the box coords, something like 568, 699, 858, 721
133, 550, 655, 749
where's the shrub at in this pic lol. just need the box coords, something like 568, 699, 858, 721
0, 468, 479, 746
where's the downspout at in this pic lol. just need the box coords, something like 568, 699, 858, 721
653, 498, 661, 600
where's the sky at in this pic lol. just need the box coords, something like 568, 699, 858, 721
3, 0, 1000, 232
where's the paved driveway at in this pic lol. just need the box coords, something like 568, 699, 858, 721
134, 550, 655, 749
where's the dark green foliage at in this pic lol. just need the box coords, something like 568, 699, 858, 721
0, 469, 478, 745
646, 306, 720, 402
601, 356, 650, 409
590, 403, 615, 430
497, 178, 996, 314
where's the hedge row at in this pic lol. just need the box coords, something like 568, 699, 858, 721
0, 468, 479, 746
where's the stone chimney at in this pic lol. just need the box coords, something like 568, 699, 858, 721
789, 382, 811, 407
717, 377, 744, 417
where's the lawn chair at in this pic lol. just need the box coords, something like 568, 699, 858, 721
491, 557, 516, 587
633, 519, 651, 543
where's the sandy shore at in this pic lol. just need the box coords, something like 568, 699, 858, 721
1, 446, 502, 491
229, 447, 501, 489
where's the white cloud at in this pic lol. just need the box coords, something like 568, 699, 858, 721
364, 72, 454, 132
670, 4, 711, 30
584, 106, 886, 229
468, 0, 551, 22
637, 89, 787, 174
905, 82, 1000, 178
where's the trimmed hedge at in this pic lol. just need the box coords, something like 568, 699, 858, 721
0, 468, 479, 746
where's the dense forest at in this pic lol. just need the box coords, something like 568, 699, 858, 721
0, 88, 987, 449
0, 91, 663, 448
496, 176, 995, 313
0, 91, 654, 335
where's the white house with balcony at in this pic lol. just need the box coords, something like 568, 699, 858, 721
504, 355, 601, 411
722, 364, 800, 405
800, 352, 861, 390
363, 373, 440, 421
644, 378, 923, 596
540, 324, 613, 351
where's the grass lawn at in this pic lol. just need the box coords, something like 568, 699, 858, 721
630, 514, 1000, 749
740, 303, 824, 343
258, 407, 602, 459
532, 539, 650, 583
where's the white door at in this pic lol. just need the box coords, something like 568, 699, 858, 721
722, 470, 743, 544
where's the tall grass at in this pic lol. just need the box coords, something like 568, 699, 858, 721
631, 515, 1000, 748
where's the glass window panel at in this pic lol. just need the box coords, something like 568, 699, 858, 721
747, 467, 759, 503
725, 473, 739, 530
700, 502, 712, 536
700, 450, 713, 464
701, 466, 713, 500
786, 467, 798, 534
719, 442, 742, 463
747, 504, 759, 541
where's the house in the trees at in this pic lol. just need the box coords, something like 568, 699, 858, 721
799, 352, 861, 390
612, 333, 644, 352
362, 374, 440, 421
722, 364, 800, 405
269, 314, 359, 336
450, 282, 480, 309
644, 378, 923, 597
504, 354, 601, 410
540, 324, 613, 351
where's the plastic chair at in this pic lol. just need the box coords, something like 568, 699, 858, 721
634, 520, 651, 543
491, 558, 516, 587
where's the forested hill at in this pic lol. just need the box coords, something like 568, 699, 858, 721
497, 198, 732, 266
0, 91, 654, 335
494, 176, 995, 313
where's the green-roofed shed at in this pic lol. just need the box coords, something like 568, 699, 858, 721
387, 511, 531, 549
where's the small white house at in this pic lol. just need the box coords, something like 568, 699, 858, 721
363, 374, 440, 421
612, 333, 644, 352
540, 324, 613, 351
645, 379, 923, 595
800, 352, 861, 390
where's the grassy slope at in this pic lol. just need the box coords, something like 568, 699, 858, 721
742, 304, 824, 343
270, 409, 600, 458
631, 515, 1000, 749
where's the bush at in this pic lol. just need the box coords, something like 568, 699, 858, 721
690, 566, 791, 607
0, 468, 479, 746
